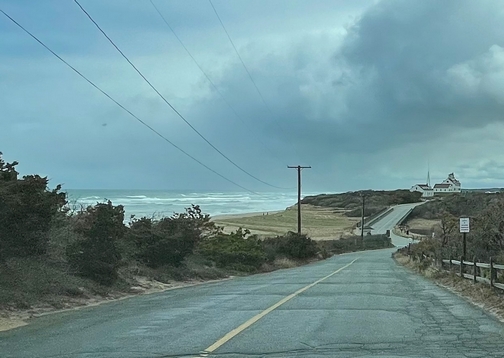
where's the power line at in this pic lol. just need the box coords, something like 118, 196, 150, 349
73, 0, 286, 190
0, 8, 260, 195
208, 0, 283, 132
148, 0, 294, 190
149, 0, 243, 125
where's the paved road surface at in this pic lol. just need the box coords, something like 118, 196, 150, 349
370, 202, 423, 236
2, 207, 504, 357
354, 202, 422, 239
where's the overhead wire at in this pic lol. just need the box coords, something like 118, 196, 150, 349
73, 0, 288, 190
148, 0, 294, 189
149, 0, 243, 125
0, 8, 261, 195
207, 0, 301, 162
207, 0, 284, 132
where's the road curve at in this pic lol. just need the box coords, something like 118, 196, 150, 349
2, 201, 504, 357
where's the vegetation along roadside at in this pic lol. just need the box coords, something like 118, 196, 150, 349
0, 153, 392, 330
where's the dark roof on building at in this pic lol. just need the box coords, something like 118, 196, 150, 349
434, 183, 451, 188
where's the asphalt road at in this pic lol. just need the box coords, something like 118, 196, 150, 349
370, 202, 423, 237
2, 208, 504, 357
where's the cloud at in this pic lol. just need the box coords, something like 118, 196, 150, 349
2, 0, 504, 191
447, 45, 504, 103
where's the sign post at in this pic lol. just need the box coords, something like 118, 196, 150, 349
460, 218, 470, 259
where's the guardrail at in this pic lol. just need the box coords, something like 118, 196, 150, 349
396, 208, 414, 227
356, 207, 393, 228
441, 257, 504, 290
366, 208, 394, 227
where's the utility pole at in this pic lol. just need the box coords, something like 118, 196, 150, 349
288, 165, 311, 234
360, 192, 366, 239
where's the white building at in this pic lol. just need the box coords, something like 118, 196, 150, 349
410, 184, 434, 197
410, 172, 461, 197
433, 173, 461, 193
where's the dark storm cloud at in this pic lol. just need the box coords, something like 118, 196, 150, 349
2, 0, 504, 191
339, 0, 504, 133
214, 0, 504, 151
184, 0, 504, 189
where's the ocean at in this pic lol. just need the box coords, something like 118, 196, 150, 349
65, 190, 318, 220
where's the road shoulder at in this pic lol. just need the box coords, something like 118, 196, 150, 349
0, 277, 232, 333
393, 252, 504, 323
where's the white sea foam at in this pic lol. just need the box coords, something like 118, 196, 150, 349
65, 189, 316, 218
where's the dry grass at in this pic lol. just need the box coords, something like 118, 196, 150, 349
213, 204, 359, 240
394, 254, 412, 266
405, 218, 440, 235
272, 257, 297, 269
407, 218, 440, 229
435, 276, 504, 321
394, 253, 504, 322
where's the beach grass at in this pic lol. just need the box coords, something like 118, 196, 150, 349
213, 204, 359, 240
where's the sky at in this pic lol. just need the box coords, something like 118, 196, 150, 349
1, 0, 504, 193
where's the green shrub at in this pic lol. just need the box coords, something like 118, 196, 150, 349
198, 228, 266, 271
263, 232, 318, 260
67, 201, 124, 286
0, 154, 66, 259
127, 205, 219, 268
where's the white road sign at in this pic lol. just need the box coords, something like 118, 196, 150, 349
460, 218, 470, 233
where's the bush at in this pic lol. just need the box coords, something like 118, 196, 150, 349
262, 232, 318, 260
0, 154, 66, 259
67, 201, 125, 285
318, 234, 392, 254
127, 205, 219, 268
198, 228, 266, 271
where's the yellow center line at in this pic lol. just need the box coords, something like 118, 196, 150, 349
201, 258, 359, 355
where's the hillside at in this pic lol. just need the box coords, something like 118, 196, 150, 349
301, 190, 422, 217
407, 192, 504, 220
400, 192, 504, 237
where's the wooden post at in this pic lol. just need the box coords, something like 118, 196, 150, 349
462, 232, 467, 259
449, 255, 452, 272
460, 256, 464, 277
490, 257, 494, 288
473, 256, 477, 283
360, 193, 365, 239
